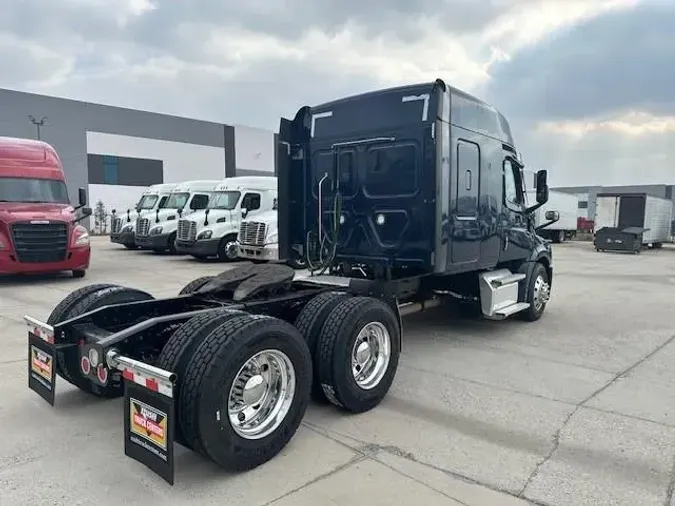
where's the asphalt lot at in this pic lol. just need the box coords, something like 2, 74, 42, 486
1, 237, 675, 506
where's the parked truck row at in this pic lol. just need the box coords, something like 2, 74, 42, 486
24, 79, 566, 484
109, 176, 307, 268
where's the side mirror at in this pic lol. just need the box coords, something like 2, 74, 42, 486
545, 210, 559, 221
81, 207, 93, 217
111, 209, 116, 215
205, 209, 210, 215
535, 170, 549, 205
177, 207, 184, 218
241, 208, 248, 219
155, 208, 160, 222
78, 187, 87, 207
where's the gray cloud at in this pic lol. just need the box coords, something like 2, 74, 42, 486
486, 1, 675, 122
0, 0, 672, 189
41, 54, 379, 130
126, 0, 523, 45
522, 124, 675, 187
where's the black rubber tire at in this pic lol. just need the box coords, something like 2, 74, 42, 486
315, 296, 400, 413
124, 244, 137, 250
286, 251, 308, 270
71, 269, 86, 278
293, 291, 350, 402
167, 232, 178, 254
47, 285, 155, 397
47, 284, 117, 327
156, 308, 245, 449
217, 234, 239, 262
179, 313, 312, 471
178, 276, 215, 295
517, 262, 549, 322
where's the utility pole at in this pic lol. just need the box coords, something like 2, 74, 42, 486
28, 115, 47, 140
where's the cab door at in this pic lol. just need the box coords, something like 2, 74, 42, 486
500, 157, 534, 262
451, 139, 481, 264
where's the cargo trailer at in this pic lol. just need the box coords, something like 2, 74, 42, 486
594, 192, 673, 253
533, 190, 578, 243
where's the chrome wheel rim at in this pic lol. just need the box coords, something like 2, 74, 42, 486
227, 349, 296, 440
351, 322, 391, 390
224, 241, 238, 259
533, 275, 550, 311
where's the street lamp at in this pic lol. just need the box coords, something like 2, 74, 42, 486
28, 115, 48, 140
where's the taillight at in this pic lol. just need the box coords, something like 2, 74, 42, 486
80, 356, 91, 375
97, 366, 108, 385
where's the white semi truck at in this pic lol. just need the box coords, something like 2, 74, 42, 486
174, 176, 277, 261
135, 180, 221, 253
110, 183, 177, 249
237, 209, 308, 269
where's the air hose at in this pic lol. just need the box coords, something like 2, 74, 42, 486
305, 190, 342, 275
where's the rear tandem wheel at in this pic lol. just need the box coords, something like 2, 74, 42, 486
176, 313, 312, 471
314, 296, 401, 413
293, 291, 350, 402
156, 307, 246, 451
47, 284, 155, 397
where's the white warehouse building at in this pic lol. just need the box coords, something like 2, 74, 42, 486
0, 88, 278, 226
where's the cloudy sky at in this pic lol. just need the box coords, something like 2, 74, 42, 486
0, 0, 672, 187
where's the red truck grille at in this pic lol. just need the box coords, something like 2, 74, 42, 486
10, 221, 69, 263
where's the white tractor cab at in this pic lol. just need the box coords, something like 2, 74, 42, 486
237, 209, 307, 269
175, 176, 277, 261
110, 183, 177, 250
135, 180, 221, 253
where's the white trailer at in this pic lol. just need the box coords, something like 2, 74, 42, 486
594, 193, 673, 252
534, 190, 578, 243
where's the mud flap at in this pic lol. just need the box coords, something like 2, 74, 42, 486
25, 316, 62, 406
28, 330, 58, 405
122, 367, 176, 485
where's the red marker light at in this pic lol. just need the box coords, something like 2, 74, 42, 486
80, 356, 91, 375
97, 366, 108, 385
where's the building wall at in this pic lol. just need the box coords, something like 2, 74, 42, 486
233, 125, 276, 174
86, 131, 231, 216
0, 89, 88, 205
0, 88, 277, 231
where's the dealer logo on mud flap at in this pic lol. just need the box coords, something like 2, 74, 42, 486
129, 398, 168, 451
31, 345, 52, 382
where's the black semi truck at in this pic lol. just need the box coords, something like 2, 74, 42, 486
24, 79, 559, 484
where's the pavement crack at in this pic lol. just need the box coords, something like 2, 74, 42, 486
304, 421, 552, 506
582, 332, 675, 404
518, 404, 579, 497
664, 455, 675, 506
519, 331, 675, 498
261, 454, 367, 506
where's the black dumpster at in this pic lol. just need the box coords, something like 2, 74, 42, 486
594, 226, 646, 253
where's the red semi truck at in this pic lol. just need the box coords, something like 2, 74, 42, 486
0, 136, 92, 277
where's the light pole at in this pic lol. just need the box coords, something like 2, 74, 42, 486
28, 115, 47, 140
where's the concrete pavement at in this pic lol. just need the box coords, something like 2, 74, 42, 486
1, 237, 674, 505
